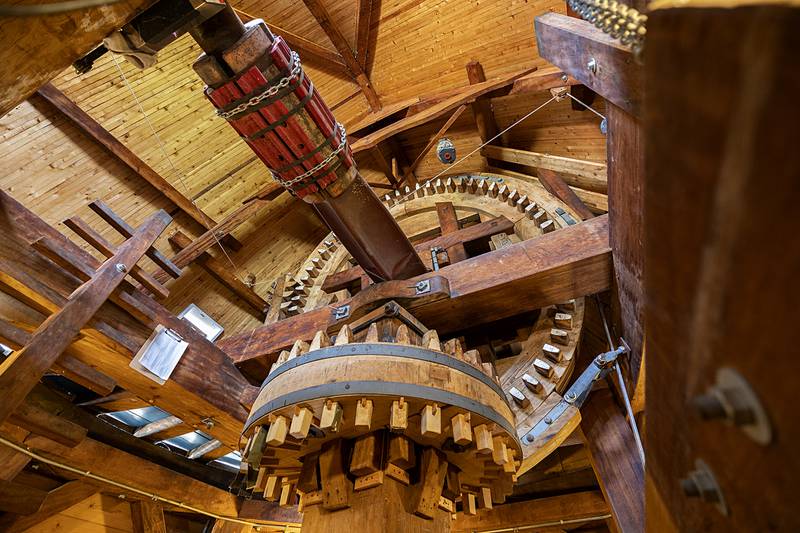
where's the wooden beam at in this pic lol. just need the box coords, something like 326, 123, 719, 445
0, 481, 97, 532
301, 0, 381, 110
0, 480, 48, 515
407, 105, 466, 176
221, 215, 611, 363
355, 0, 373, 71
486, 166, 608, 214
63, 216, 168, 300
0, 210, 171, 426
322, 215, 516, 293
509, 66, 579, 95
131, 500, 167, 533
350, 67, 537, 153
452, 490, 608, 532
537, 168, 595, 221
9, 400, 87, 448
465, 61, 499, 143
581, 390, 644, 532
233, 8, 349, 76
435, 202, 468, 263
169, 230, 268, 319
534, 13, 642, 117
35, 84, 220, 232
481, 145, 607, 193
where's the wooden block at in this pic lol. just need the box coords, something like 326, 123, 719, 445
516, 195, 529, 211
474, 424, 493, 454
450, 413, 472, 445
522, 373, 543, 394
415, 449, 449, 519
297, 455, 320, 493
289, 407, 313, 440
464, 493, 477, 515
280, 482, 297, 506
524, 202, 538, 219
556, 299, 576, 312
301, 490, 323, 509
488, 182, 498, 198
395, 324, 412, 345
422, 329, 441, 351
355, 398, 373, 430
320, 400, 342, 432
492, 437, 509, 466
317, 248, 331, 260
264, 475, 280, 501
443, 338, 463, 359
309, 330, 331, 351
542, 343, 562, 362
319, 439, 352, 510
390, 397, 408, 431
479, 487, 493, 509
388, 434, 415, 470
554, 312, 573, 329
438, 496, 455, 513
506, 189, 520, 206
533, 209, 547, 223
508, 387, 530, 408
266, 416, 288, 446
385, 463, 411, 485
421, 403, 441, 437
350, 433, 382, 476
463, 349, 481, 367
550, 328, 569, 345
541, 219, 556, 233
254, 467, 269, 492
534, 358, 554, 378
446, 467, 462, 497
354, 470, 384, 491
365, 322, 380, 342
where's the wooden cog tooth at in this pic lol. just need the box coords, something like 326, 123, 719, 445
474, 424, 493, 454
319, 400, 342, 432
557, 299, 576, 312
390, 397, 408, 431
422, 329, 441, 351
365, 322, 380, 342
554, 312, 573, 329
479, 487, 493, 510
541, 219, 555, 233
289, 406, 313, 439
550, 328, 569, 345
464, 493, 477, 515
443, 337, 463, 359
394, 324, 412, 345
388, 434, 415, 469
421, 403, 441, 436
415, 183, 424, 198
334, 324, 353, 346
266, 415, 288, 446
451, 413, 472, 445
310, 330, 331, 351
288, 339, 309, 360
522, 373, 543, 394
355, 398, 373, 429
542, 343, 562, 362
533, 358, 554, 378
508, 386, 530, 408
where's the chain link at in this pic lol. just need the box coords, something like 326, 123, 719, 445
273, 123, 348, 189
216, 51, 302, 120
567, 0, 647, 57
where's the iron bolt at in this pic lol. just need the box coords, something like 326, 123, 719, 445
561, 73, 568, 82
525, 434, 535, 444
115, 263, 127, 273
587, 57, 598, 74
681, 468, 721, 503
692, 387, 756, 426
544, 416, 553, 425
565, 391, 577, 402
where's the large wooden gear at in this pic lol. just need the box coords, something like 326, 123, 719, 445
242, 172, 587, 526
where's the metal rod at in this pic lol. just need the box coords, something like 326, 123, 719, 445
470, 513, 613, 533
594, 295, 646, 465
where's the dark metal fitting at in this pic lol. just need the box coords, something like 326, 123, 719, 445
681, 459, 728, 516
415, 279, 431, 295
383, 302, 400, 316
331, 305, 350, 321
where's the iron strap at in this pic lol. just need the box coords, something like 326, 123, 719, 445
260, 342, 508, 400
244, 380, 517, 438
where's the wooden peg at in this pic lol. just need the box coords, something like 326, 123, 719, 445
320, 400, 342, 432
317, 247, 331, 260
479, 179, 489, 195
390, 397, 408, 431
540, 219, 555, 233
395, 324, 412, 345
462, 349, 481, 367
445, 177, 456, 192
508, 387, 530, 408
550, 328, 569, 345
479, 487, 493, 509
266, 415, 288, 446
554, 312, 573, 329
365, 322, 380, 342
491, 436, 509, 465
542, 343, 562, 362
388, 434, 416, 469
435, 178, 445, 194
421, 403, 441, 436
355, 398, 373, 430
334, 324, 353, 346
533, 358, 553, 378
385, 463, 411, 485
310, 330, 331, 351
522, 373, 543, 394
474, 424, 493, 453
422, 329, 441, 351
276, 350, 291, 366
289, 407, 314, 440
451, 413, 472, 445
456, 177, 467, 192
350, 432, 383, 476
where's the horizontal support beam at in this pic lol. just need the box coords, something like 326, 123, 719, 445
535, 12, 642, 117
0, 481, 98, 532
221, 216, 611, 363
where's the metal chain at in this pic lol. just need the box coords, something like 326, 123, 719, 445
217, 51, 302, 120
567, 0, 647, 57
273, 122, 348, 188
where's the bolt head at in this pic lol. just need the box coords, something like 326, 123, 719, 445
525, 434, 535, 444
587, 57, 598, 73
115, 263, 127, 273
561, 73, 568, 82
544, 416, 553, 425
565, 391, 577, 402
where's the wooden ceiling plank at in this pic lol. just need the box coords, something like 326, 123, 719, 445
301, 0, 382, 111
0, 209, 172, 427
534, 13, 642, 117
35, 84, 223, 236
350, 67, 537, 153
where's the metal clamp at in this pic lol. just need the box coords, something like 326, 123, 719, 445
331, 304, 350, 321
414, 279, 431, 295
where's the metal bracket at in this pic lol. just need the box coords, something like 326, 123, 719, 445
414, 279, 431, 295
430, 247, 443, 271
331, 304, 351, 321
